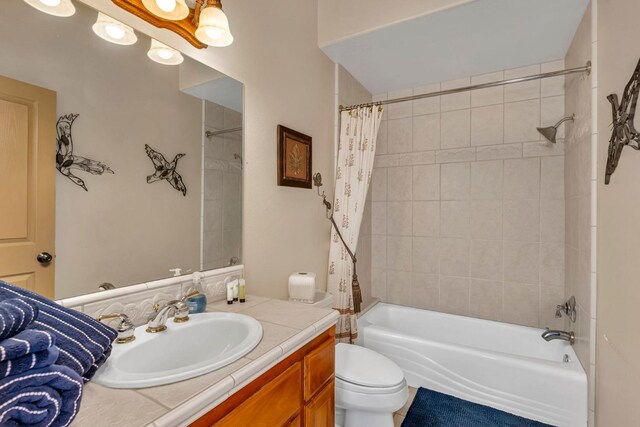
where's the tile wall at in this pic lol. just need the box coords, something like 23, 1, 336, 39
369, 61, 567, 328
203, 101, 243, 270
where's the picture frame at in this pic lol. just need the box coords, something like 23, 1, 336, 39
277, 125, 312, 188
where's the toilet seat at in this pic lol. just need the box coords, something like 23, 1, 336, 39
336, 376, 407, 395
335, 343, 405, 389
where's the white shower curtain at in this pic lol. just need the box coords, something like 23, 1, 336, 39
328, 106, 382, 343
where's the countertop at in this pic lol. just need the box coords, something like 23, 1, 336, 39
71, 296, 339, 427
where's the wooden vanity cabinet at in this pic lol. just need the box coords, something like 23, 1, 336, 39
191, 326, 335, 427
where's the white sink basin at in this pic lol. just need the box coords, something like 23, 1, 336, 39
92, 312, 263, 388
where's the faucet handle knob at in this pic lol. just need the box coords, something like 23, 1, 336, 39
555, 304, 565, 318
97, 313, 136, 344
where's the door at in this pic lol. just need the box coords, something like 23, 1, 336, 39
0, 75, 56, 298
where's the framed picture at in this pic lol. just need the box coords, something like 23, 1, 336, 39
277, 125, 312, 188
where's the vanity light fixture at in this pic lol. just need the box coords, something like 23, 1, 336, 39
147, 39, 184, 65
195, 0, 233, 47
23, 0, 75, 17
141, 0, 189, 21
92, 12, 137, 45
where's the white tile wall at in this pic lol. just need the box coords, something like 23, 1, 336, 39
369, 61, 566, 327
203, 101, 243, 270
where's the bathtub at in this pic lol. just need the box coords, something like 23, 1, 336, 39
358, 303, 587, 427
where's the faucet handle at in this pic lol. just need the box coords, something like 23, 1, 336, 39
98, 313, 136, 344
172, 300, 190, 323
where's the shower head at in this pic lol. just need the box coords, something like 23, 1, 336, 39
537, 114, 575, 144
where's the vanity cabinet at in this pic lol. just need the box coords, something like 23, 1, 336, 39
191, 326, 335, 427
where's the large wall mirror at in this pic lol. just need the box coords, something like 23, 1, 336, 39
0, 0, 243, 299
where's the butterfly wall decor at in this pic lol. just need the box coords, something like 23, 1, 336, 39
144, 144, 187, 196
605, 58, 640, 184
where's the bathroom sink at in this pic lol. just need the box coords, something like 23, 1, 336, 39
92, 312, 263, 388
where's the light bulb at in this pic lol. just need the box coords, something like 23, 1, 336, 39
105, 24, 125, 40
205, 28, 222, 40
157, 49, 173, 60
155, 0, 176, 13
40, 0, 61, 6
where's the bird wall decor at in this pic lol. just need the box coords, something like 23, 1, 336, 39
144, 144, 187, 196
605, 58, 640, 184
56, 114, 114, 191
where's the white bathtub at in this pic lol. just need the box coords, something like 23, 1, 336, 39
359, 303, 587, 427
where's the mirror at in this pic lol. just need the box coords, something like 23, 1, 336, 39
0, 0, 243, 299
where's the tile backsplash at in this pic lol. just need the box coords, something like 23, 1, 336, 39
368, 61, 566, 328
57, 266, 243, 327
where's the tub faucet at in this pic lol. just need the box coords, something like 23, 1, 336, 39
541, 328, 575, 345
146, 299, 189, 333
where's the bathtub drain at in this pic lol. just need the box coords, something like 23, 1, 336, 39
563, 354, 571, 363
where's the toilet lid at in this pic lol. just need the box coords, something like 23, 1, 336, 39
335, 343, 404, 388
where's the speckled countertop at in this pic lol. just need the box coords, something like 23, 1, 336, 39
71, 296, 339, 427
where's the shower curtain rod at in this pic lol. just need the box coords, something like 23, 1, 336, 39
205, 127, 243, 138
339, 61, 591, 112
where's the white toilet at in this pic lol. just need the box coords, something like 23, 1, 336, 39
334, 343, 408, 427
286, 287, 408, 427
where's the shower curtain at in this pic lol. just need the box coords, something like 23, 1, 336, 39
328, 106, 383, 343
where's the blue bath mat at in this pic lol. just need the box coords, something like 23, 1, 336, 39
402, 388, 554, 427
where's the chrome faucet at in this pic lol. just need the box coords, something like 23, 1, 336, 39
146, 299, 190, 333
98, 313, 136, 344
541, 328, 575, 345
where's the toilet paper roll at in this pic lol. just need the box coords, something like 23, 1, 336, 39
288, 272, 316, 303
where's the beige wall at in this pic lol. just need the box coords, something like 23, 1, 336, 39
81, 0, 336, 299
596, 0, 640, 424
0, 1, 203, 298
369, 62, 567, 327
317, 0, 475, 47
336, 65, 374, 308
564, 4, 597, 423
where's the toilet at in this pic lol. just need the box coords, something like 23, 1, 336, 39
287, 289, 408, 427
334, 343, 408, 427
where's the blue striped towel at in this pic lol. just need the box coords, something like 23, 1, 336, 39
0, 329, 59, 379
0, 364, 83, 427
0, 298, 38, 340
0, 281, 118, 382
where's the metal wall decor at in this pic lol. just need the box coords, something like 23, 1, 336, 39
56, 114, 114, 191
605, 58, 640, 184
144, 144, 187, 196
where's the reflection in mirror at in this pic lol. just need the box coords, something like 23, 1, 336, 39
0, 0, 242, 299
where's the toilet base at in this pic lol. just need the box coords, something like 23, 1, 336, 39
340, 408, 394, 427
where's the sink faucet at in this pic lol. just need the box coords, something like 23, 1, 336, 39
147, 299, 190, 333
541, 328, 575, 345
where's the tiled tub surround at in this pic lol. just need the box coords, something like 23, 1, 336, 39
369, 61, 567, 328
57, 275, 338, 426
203, 101, 243, 271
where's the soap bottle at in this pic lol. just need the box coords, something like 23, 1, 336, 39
185, 272, 207, 314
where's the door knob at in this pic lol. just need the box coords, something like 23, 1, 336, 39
36, 252, 53, 264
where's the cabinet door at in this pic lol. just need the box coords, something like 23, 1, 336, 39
286, 413, 301, 427
304, 380, 334, 427
216, 362, 302, 427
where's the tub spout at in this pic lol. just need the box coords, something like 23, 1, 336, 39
541, 328, 575, 345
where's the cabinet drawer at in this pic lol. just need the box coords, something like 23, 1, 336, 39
304, 337, 335, 400
216, 362, 302, 427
